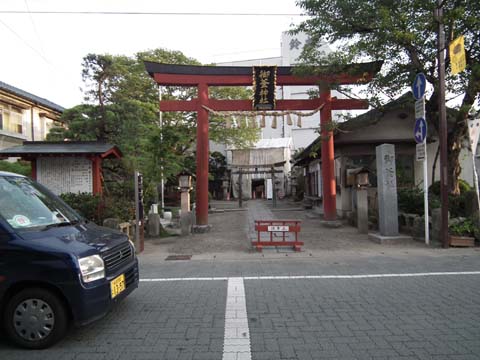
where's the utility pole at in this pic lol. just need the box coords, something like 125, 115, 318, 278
158, 86, 165, 214
436, 0, 449, 248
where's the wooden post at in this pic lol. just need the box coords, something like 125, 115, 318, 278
320, 90, 336, 221
196, 82, 209, 225
30, 159, 37, 180
92, 157, 102, 195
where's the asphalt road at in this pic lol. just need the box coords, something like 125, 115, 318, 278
1, 252, 480, 360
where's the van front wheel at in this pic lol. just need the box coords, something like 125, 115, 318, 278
3, 288, 68, 349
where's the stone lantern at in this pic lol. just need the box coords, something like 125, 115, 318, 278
178, 171, 192, 214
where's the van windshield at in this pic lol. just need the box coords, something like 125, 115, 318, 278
0, 175, 82, 230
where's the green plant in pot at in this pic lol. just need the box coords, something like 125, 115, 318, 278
449, 218, 476, 247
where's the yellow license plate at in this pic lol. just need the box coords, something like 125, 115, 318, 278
110, 274, 126, 299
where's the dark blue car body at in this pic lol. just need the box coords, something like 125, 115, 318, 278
0, 172, 139, 348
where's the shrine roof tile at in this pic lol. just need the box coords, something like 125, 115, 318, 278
0, 141, 122, 159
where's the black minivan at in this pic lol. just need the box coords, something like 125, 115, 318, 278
0, 171, 139, 349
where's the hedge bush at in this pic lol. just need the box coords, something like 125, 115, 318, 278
0, 160, 31, 176
60, 192, 101, 223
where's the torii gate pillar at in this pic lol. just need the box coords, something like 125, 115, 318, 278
144, 61, 382, 227
320, 89, 336, 221
196, 83, 209, 225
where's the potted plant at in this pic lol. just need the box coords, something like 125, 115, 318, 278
449, 218, 476, 247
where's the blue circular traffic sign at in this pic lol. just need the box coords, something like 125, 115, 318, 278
414, 117, 427, 143
412, 73, 426, 100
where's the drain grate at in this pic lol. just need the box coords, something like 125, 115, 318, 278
165, 255, 192, 261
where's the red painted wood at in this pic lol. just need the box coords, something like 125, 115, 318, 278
92, 157, 102, 195
100, 147, 123, 159
196, 83, 209, 226
320, 90, 336, 221
31, 160, 37, 180
160, 99, 198, 112
254, 219, 303, 250
149, 64, 380, 227
153, 73, 374, 87
251, 241, 304, 246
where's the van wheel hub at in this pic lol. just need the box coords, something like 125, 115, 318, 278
13, 299, 55, 341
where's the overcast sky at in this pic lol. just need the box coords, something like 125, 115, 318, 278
0, 0, 304, 108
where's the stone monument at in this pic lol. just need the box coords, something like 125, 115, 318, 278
369, 144, 411, 244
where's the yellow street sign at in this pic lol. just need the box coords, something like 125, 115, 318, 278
449, 35, 466, 75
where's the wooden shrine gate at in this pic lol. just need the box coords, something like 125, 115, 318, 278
231, 163, 284, 208
144, 61, 382, 227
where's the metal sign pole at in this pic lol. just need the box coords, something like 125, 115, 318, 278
134, 171, 140, 249
134, 171, 144, 252
413, 77, 429, 245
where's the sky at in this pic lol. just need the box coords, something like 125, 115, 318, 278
0, 0, 304, 109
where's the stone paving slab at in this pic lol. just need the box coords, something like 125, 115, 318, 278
245, 275, 480, 359
143, 199, 466, 262
0, 281, 227, 360
2, 270, 480, 359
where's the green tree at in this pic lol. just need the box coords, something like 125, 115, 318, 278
294, 0, 480, 194
54, 48, 259, 206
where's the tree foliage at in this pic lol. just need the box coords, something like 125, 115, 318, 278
294, 0, 480, 194
48, 48, 259, 208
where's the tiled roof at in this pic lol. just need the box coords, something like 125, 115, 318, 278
0, 141, 122, 159
0, 81, 64, 113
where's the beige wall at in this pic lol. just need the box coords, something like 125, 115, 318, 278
0, 95, 62, 151
414, 142, 475, 188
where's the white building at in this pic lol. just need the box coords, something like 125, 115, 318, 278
0, 81, 64, 152
215, 31, 346, 152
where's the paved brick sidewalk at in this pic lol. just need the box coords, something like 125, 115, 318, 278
246, 275, 480, 359
0, 281, 227, 360
2, 200, 480, 359
142, 199, 465, 261
2, 272, 480, 359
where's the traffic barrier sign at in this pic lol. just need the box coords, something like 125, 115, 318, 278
253, 219, 303, 252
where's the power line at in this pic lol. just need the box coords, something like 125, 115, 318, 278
24, 0, 46, 59
0, 10, 304, 16
0, 17, 52, 66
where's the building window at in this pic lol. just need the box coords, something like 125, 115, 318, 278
0, 104, 24, 135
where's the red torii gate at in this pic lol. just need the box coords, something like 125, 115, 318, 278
145, 61, 382, 227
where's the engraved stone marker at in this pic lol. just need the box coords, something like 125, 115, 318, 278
376, 144, 399, 236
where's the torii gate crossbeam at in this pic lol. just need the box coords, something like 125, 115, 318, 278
145, 61, 382, 227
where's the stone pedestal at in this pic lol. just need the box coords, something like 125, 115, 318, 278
180, 212, 192, 236
376, 144, 399, 236
147, 213, 161, 237
357, 188, 369, 234
181, 191, 190, 214
368, 233, 412, 244
180, 189, 192, 235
